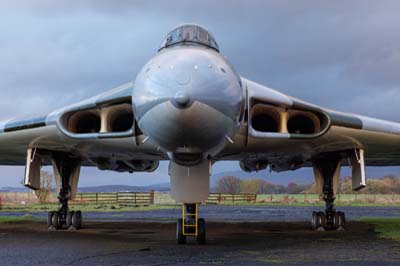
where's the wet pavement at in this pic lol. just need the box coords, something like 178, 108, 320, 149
2, 205, 400, 222
0, 205, 399, 266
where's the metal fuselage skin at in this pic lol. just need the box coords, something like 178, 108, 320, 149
133, 44, 244, 159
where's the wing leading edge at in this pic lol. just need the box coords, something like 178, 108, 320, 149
238, 78, 400, 167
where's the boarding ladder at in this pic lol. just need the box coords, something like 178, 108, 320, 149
182, 203, 198, 236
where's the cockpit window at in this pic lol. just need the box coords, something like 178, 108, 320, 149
159, 24, 219, 52
182, 27, 194, 40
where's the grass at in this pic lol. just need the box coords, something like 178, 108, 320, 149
205, 201, 400, 207
0, 214, 38, 223
358, 217, 400, 241
0, 203, 176, 213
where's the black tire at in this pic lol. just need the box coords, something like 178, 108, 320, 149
47, 211, 54, 228
196, 218, 206, 245
317, 211, 326, 228
311, 211, 319, 230
52, 212, 60, 229
176, 219, 186, 245
333, 212, 340, 229
66, 211, 74, 228
76, 211, 82, 229
72, 211, 81, 229
337, 211, 346, 228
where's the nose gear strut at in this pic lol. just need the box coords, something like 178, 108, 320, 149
176, 203, 206, 245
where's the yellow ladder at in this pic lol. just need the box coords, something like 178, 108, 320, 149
182, 203, 198, 236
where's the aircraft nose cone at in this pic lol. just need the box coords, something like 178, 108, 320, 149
174, 91, 190, 108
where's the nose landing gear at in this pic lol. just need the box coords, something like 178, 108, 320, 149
176, 203, 206, 245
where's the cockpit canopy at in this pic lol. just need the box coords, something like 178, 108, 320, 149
159, 24, 219, 52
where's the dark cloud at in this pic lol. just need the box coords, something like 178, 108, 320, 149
0, 1, 399, 186
0, 0, 399, 120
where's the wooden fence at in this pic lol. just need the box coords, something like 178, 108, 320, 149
72, 191, 155, 205
207, 193, 257, 204
3, 192, 400, 206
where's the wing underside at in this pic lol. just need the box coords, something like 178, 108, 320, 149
218, 78, 400, 168
0, 78, 399, 170
0, 82, 165, 166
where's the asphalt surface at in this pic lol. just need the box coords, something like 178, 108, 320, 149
2, 205, 400, 222
0, 205, 399, 266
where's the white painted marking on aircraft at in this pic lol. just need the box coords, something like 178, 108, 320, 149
141, 136, 150, 144
225, 135, 234, 144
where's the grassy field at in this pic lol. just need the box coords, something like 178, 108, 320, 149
0, 203, 176, 213
358, 218, 400, 241
155, 193, 400, 207
2, 192, 400, 211
0, 214, 37, 223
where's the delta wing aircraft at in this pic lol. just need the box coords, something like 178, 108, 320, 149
1, 24, 400, 244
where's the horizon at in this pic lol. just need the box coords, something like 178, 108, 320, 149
0, 164, 399, 189
0, 1, 399, 187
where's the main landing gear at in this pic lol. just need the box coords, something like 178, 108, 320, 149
311, 157, 346, 231
176, 203, 206, 245
48, 158, 82, 230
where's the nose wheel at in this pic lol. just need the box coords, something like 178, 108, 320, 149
176, 203, 206, 245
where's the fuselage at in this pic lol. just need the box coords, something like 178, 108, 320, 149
132, 25, 244, 164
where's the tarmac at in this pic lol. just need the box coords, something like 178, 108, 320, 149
0, 205, 399, 266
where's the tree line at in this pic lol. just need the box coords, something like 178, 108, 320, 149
213, 176, 309, 194
214, 175, 400, 194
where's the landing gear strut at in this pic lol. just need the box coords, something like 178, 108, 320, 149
176, 203, 206, 245
48, 157, 82, 230
311, 157, 346, 231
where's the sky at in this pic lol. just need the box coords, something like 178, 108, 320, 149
0, 0, 399, 187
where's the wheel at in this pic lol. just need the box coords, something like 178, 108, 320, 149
337, 211, 346, 228
176, 219, 186, 244
72, 211, 82, 229
52, 211, 60, 229
196, 218, 206, 245
76, 211, 82, 229
333, 212, 340, 229
311, 211, 320, 230
317, 211, 326, 229
47, 211, 54, 228
66, 211, 74, 228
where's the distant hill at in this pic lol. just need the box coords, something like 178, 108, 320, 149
211, 169, 313, 186
0, 186, 30, 192
211, 166, 400, 186
0, 166, 398, 193
77, 183, 170, 193
0, 183, 170, 193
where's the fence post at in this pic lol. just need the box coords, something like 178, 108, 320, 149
116, 192, 119, 203
96, 193, 98, 204
232, 194, 235, 204
270, 194, 273, 202
254, 194, 257, 203
134, 192, 137, 204
304, 193, 307, 202
80, 193, 83, 203
150, 190, 155, 204
219, 193, 221, 204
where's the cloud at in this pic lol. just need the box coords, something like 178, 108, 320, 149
0, 1, 399, 186
1, 0, 398, 120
